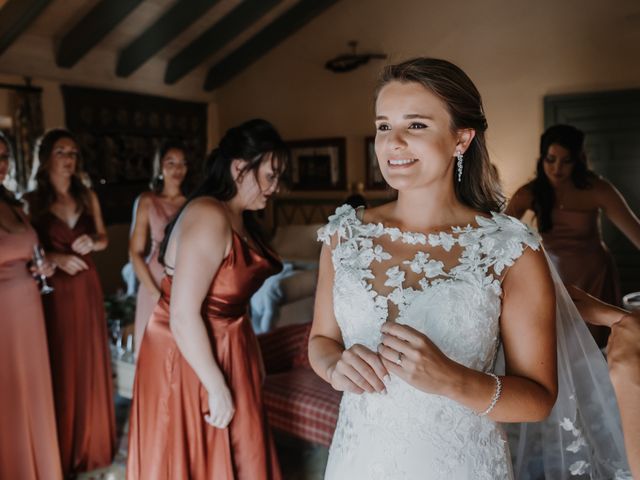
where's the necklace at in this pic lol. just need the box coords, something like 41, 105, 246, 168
555, 189, 567, 209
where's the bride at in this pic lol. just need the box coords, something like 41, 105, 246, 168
308, 57, 628, 479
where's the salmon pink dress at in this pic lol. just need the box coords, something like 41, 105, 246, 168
541, 208, 620, 345
33, 211, 116, 476
133, 194, 181, 355
0, 208, 62, 480
127, 231, 282, 479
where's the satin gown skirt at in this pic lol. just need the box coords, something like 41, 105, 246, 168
33, 211, 116, 476
43, 265, 116, 475
0, 225, 62, 479
127, 232, 283, 480
127, 279, 281, 479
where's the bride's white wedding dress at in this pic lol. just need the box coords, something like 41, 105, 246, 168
318, 205, 630, 480
318, 205, 539, 479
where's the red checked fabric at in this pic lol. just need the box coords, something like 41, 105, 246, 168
258, 322, 310, 374
258, 322, 341, 446
263, 369, 341, 447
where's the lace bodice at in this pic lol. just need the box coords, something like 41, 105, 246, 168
318, 204, 540, 368
318, 204, 541, 480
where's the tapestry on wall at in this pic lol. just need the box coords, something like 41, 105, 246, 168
62, 85, 207, 224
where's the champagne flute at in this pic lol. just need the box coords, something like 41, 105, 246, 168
32, 245, 54, 294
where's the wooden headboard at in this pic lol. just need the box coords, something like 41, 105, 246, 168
271, 197, 344, 228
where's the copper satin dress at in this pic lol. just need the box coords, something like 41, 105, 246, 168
133, 194, 181, 355
33, 211, 116, 476
127, 231, 283, 480
0, 209, 62, 480
541, 208, 620, 344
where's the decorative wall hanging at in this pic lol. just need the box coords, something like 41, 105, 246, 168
288, 137, 346, 191
62, 85, 207, 224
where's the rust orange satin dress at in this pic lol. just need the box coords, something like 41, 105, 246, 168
0, 209, 62, 479
32, 211, 116, 476
127, 231, 283, 480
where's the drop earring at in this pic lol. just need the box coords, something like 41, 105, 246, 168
456, 151, 464, 182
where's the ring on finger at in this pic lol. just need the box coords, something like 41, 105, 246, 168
397, 351, 403, 365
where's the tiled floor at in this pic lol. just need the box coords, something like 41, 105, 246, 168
79, 395, 328, 480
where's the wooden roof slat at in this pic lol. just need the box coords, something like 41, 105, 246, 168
0, 0, 51, 56
165, 0, 281, 85
203, 0, 339, 91
56, 0, 144, 68
117, 0, 220, 78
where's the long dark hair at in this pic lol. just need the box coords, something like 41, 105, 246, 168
150, 138, 188, 194
0, 132, 21, 206
375, 57, 503, 213
159, 119, 289, 265
28, 128, 91, 220
530, 124, 595, 232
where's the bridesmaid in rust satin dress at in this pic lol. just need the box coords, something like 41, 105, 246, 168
0, 135, 62, 480
25, 129, 116, 476
130, 140, 187, 355
507, 124, 640, 346
127, 119, 288, 479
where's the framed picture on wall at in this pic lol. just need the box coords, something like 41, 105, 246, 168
288, 138, 346, 190
365, 136, 386, 189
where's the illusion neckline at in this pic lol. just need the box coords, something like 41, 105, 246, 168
353, 205, 492, 238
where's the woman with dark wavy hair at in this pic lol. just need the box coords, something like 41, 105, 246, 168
506, 124, 640, 346
24, 128, 115, 477
0, 132, 62, 479
127, 119, 287, 479
129, 139, 187, 355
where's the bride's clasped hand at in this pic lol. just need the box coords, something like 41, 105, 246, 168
378, 321, 460, 397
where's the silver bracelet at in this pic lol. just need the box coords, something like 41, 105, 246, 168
478, 373, 502, 417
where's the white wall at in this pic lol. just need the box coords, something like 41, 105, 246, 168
215, 0, 640, 195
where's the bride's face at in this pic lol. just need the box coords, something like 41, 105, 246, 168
374, 81, 459, 191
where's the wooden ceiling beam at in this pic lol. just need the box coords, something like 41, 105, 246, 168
165, 0, 281, 85
0, 0, 51, 56
56, 0, 143, 68
203, 0, 339, 91
117, 0, 220, 78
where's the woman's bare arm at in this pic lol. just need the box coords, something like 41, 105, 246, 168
169, 199, 231, 393
504, 185, 533, 219
597, 179, 640, 249
88, 190, 108, 250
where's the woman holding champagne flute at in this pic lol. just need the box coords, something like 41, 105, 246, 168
24, 128, 116, 477
0, 132, 62, 479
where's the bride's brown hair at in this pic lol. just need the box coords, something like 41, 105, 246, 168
375, 58, 504, 213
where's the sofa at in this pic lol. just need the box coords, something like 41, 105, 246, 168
258, 322, 341, 447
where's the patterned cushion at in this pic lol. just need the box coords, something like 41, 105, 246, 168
258, 322, 311, 374
291, 323, 312, 369
264, 369, 341, 447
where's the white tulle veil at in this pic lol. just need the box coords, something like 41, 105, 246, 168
498, 250, 631, 479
